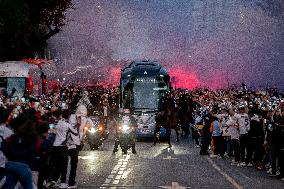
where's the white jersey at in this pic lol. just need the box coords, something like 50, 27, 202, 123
53, 119, 77, 147
217, 113, 229, 126
217, 113, 230, 136
226, 116, 240, 140
234, 113, 250, 135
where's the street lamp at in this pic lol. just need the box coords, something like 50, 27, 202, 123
39, 66, 47, 95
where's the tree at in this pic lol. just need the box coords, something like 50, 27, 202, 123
0, 0, 73, 61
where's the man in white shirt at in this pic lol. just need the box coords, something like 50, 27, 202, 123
217, 109, 230, 157
66, 117, 80, 189
67, 105, 93, 188
233, 106, 251, 166
226, 112, 240, 165
51, 110, 77, 189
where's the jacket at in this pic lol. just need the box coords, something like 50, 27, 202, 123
1, 133, 55, 171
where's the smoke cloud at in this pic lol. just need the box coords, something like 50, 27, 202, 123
48, 0, 284, 89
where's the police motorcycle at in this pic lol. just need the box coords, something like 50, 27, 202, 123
115, 109, 136, 154
85, 111, 109, 150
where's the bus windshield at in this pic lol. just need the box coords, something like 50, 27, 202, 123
132, 78, 167, 110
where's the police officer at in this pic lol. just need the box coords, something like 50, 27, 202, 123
113, 109, 137, 154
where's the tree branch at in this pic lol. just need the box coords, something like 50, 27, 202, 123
44, 25, 60, 40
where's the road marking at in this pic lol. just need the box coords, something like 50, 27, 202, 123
108, 175, 114, 179
113, 165, 121, 170
112, 179, 119, 184
115, 175, 122, 180
104, 178, 112, 184
101, 154, 131, 187
159, 182, 191, 189
162, 156, 178, 160
206, 157, 243, 189
121, 168, 132, 179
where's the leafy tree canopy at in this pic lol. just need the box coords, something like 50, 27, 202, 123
0, 0, 73, 61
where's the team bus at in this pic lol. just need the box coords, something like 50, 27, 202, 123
0, 60, 53, 98
120, 60, 171, 138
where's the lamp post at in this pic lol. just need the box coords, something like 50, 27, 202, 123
40, 66, 47, 95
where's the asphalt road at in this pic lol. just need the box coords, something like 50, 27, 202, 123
75, 131, 283, 189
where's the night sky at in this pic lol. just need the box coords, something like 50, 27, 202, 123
48, 0, 284, 89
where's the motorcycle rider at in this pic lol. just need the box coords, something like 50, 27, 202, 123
93, 110, 106, 137
85, 110, 108, 150
113, 108, 137, 154
100, 93, 109, 128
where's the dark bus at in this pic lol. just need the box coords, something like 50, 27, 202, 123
120, 60, 171, 137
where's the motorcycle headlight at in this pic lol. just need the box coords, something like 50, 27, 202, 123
88, 127, 97, 134
122, 124, 129, 131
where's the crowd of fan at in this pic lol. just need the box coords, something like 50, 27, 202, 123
0, 85, 119, 189
0, 84, 283, 189
188, 86, 284, 181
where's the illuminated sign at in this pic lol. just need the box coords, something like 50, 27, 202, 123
135, 78, 157, 83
